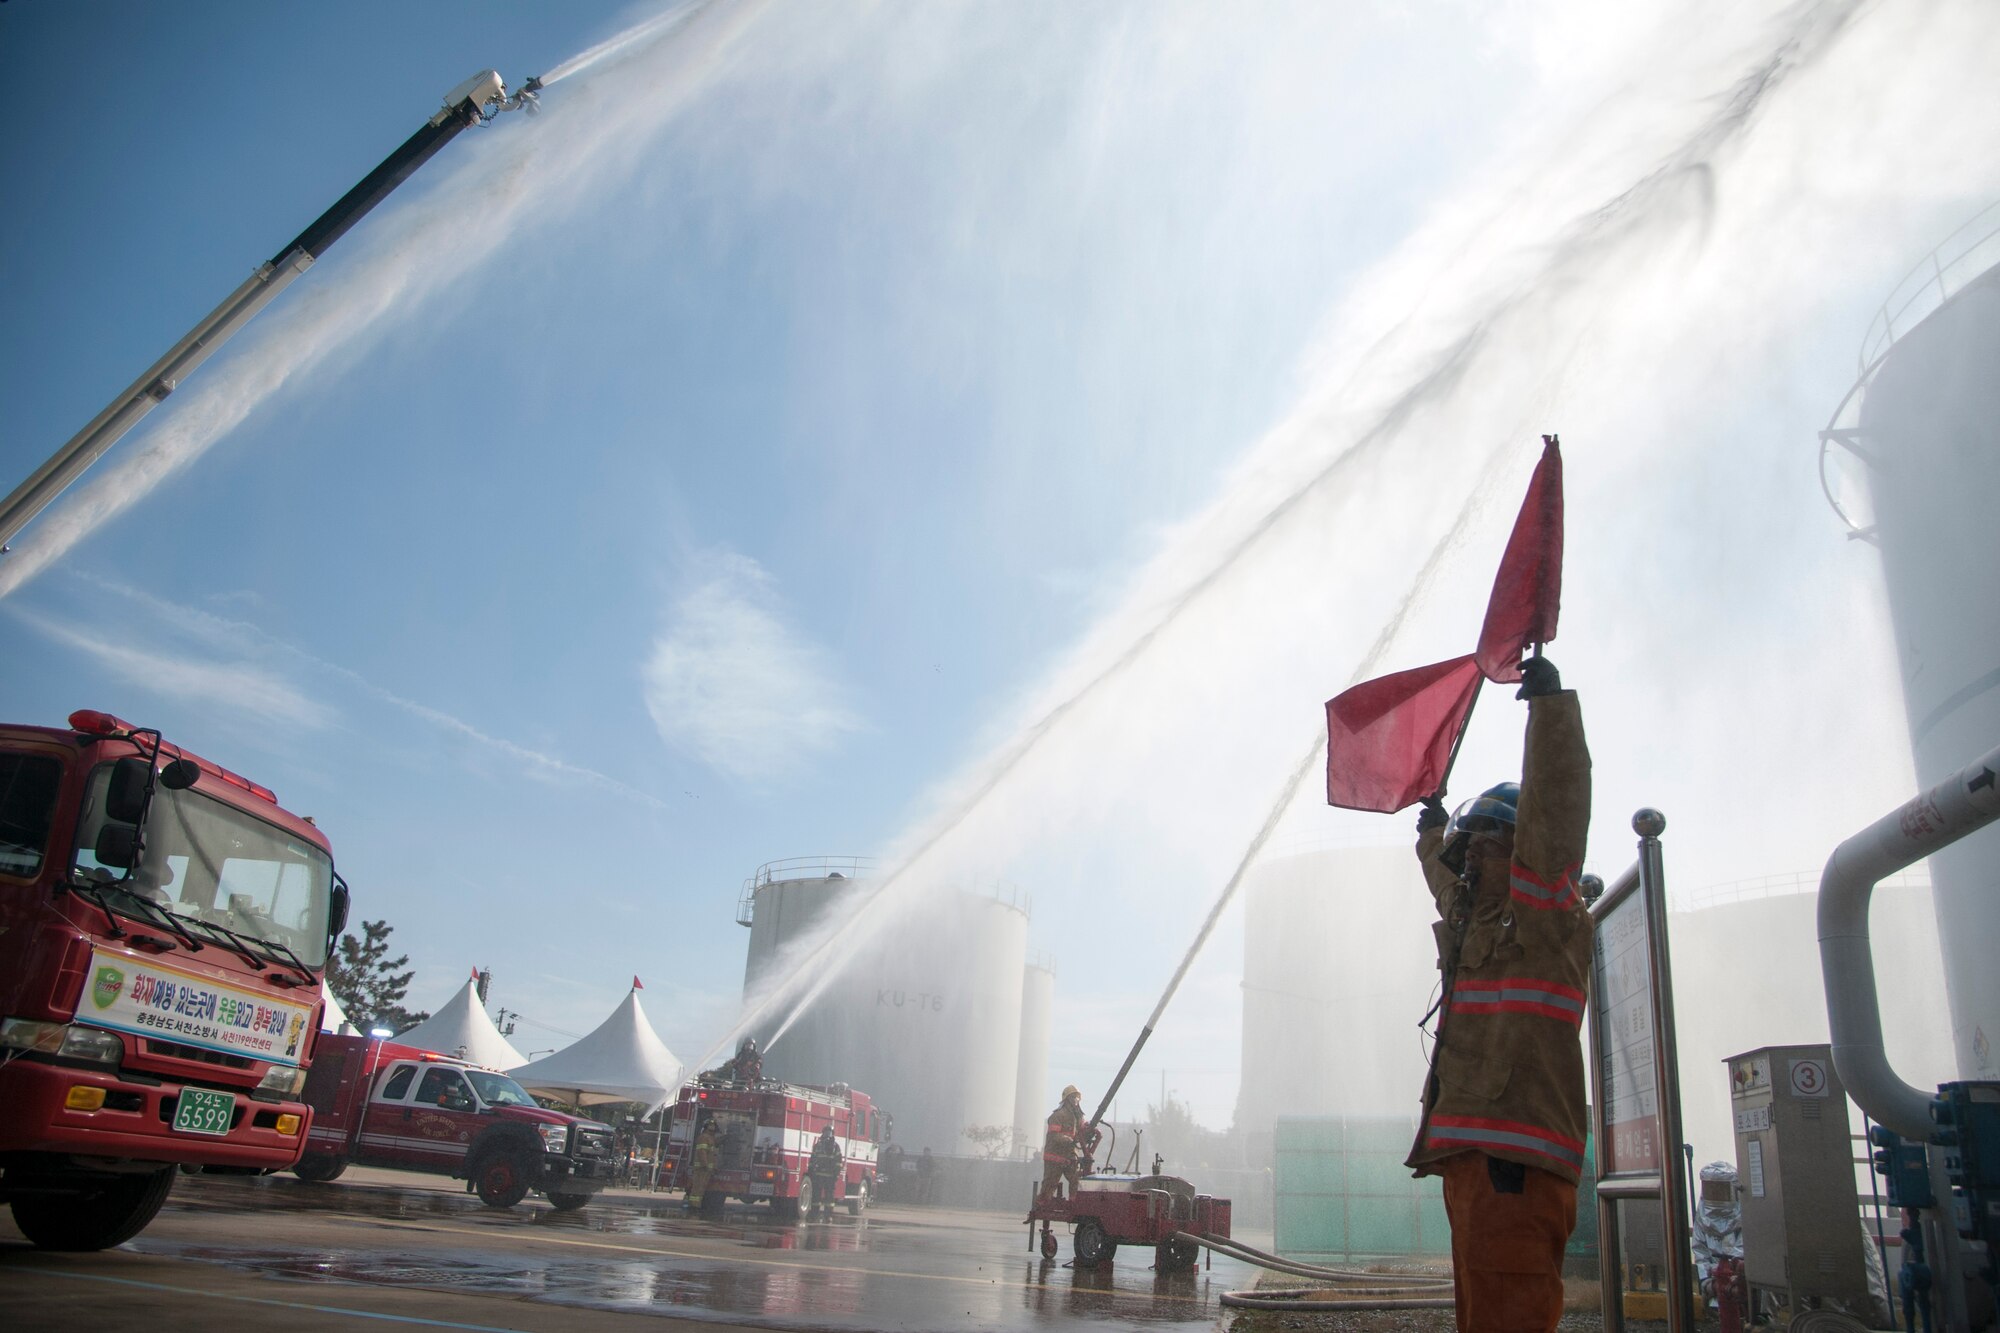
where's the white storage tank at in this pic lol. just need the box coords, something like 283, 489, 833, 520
738, 858, 1031, 1155
1830, 233, 2000, 1078
1013, 961, 1056, 1153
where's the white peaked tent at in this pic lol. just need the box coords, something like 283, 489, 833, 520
394, 980, 526, 1070
510, 983, 683, 1111
320, 987, 354, 1035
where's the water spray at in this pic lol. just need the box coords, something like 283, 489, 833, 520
0, 68, 542, 556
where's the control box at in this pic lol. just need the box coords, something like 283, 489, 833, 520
1726, 1045, 1876, 1317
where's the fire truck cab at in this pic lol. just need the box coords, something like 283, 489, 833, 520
297, 1033, 619, 1210
664, 1076, 880, 1218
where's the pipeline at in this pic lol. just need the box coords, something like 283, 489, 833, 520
1171, 1231, 1457, 1311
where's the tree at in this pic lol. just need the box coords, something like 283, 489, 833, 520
325, 918, 429, 1034
964, 1124, 1030, 1160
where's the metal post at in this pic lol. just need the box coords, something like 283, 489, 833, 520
1637, 808, 1697, 1333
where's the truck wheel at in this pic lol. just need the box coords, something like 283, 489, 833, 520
846, 1180, 869, 1217
474, 1152, 533, 1208
545, 1192, 591, 1212
1073, 1217, 1113, 1268
1156, 1234, 1200, 1273
1040, 1228, 1059, 1260
11, 1168, 176, 1251
792, 1177, 814, 1221
292, 1154, 348, 1183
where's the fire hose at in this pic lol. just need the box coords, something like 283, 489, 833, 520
1169, 1231, 1458, 1311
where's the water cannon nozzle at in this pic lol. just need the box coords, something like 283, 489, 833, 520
502, 75, 544, 116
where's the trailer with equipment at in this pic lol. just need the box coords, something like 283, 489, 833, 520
0, 709, 343, 1249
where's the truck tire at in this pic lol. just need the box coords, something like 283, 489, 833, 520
10, 1167, 176, 1251
789, 1176, 814, 1221
846, 1179, 868, 1217
1156, 1234, 1200, 1273
473, 1151, 533, 1208
1073, 1216, 1114, 1268
292, 1154, 348, 1183
545, 1191, 592, 1212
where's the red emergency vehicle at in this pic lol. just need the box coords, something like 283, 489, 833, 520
296, 1033, 619, 1209
663, 1076, 880, 1218
0, 710, 339, 1250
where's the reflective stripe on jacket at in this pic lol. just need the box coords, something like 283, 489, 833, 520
1408, 689, 1592, 1187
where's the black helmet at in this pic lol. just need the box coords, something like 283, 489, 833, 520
1441, 782, 1519, 871
739, 1037, 758, 1055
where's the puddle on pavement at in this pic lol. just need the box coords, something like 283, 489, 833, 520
158, 1176, 1230, 1328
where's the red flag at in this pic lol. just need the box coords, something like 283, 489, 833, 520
632, 975, 644, 990
470, 966, 480, 982
1324, 655, 1484, 812
1475, 436, 1563, 683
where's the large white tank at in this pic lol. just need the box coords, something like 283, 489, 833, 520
1013, 961, 1056, 1152
1233, 843, 1440, 1151
739, 859, 1030, 1155
1834, 234, 2000, 1077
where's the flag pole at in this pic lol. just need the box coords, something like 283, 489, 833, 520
1432, 679, 1483, 802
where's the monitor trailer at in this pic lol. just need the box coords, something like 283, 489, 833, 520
0, 709, 346, 1250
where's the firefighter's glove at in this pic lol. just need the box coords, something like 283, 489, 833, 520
1515, 655, 1561, 700
1416, 796, 1448, 835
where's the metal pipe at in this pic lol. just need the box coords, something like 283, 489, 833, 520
1817, 743, 2000, 1140
1636, 810, 1697, 1333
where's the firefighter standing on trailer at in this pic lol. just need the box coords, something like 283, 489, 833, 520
1038, 1085, 1088, 1201
686, 1121, 720, 1212
1409, 655, 1590, 1333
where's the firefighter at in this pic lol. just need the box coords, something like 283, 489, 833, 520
734, 1037, 762, 1085
1409, 654, 1590, 1333
686, 1120, 720, 1213
1038, 1085, 1088, 1201
807, 1125, 842, 1217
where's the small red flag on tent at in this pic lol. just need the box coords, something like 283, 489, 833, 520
632, 976, 644, 990
470, 966, 480, 982
1325, 437, 1565, 812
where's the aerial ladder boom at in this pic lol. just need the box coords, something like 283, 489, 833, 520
0, 70, 541, 553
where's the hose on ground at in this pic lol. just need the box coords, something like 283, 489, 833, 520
1178, 1232, 1457, 1312
1180, 1232, 1453, 1287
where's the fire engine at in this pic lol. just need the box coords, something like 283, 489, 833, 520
0, 710, 341, 1250
663, 1075, 881, 1218
297, 1033, 619, 1209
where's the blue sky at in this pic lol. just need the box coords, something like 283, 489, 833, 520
7, 0, 1999, 1129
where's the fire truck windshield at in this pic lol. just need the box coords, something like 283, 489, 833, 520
70, 763, 336, 967
465, 1070, 537, 1108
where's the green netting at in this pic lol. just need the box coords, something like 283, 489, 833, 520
1274, 1115, 1599, 1262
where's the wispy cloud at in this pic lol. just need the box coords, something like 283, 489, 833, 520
643, 551, 860, 783
9, 605, 333, 730
57, 572, 666, 811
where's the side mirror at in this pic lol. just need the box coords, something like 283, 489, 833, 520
106, 757, 152, 824
160, 758, 201, 791
95, 822, 139, 869
328, 877, 350, 940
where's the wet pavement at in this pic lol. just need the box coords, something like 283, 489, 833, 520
0, 1169, 1258, 1331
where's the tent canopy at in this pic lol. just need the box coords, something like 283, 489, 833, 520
320, 987, 352, 1034
394, 980, 526, 1070
511, 986, 682, 1111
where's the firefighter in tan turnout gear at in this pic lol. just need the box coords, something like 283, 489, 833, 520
1410, 654, 1591, 1333
1038, 1085, 1091, 1201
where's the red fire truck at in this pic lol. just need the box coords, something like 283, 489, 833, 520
663, 1076, 881, 1218
0, 709, 341, 1250
296, 1033, 620, 1209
